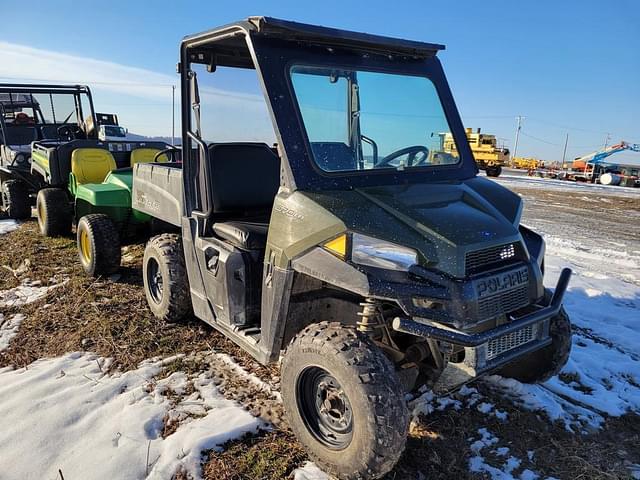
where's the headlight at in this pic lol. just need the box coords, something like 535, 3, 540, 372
13, 153, 27, 166
324, 232, 418, 271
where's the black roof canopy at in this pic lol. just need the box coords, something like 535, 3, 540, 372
182, 16, 445, 65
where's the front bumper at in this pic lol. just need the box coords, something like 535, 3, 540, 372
392, 268, 572, 380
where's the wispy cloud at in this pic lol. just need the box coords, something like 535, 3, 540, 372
0, 42, 263, 103
0, 42, 176, 98
0, 42, 271, 140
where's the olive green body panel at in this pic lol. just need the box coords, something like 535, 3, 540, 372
266, 190, 347, 268
73, 169, 150, 225
267, 177, 524, 279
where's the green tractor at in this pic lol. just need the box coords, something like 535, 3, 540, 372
29, 105, 174, 275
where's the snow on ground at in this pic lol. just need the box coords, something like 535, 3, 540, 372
489, 215, 640, 429
0, 278, 66, 308
496, 174, 640, 199
0, 219, 19, 235
0, 313, 24, 351
294, 462, 331, 480
0, 352, 262, 480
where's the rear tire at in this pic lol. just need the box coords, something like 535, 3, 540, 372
77, 214, 121, 277
497, 290, 572, 383
1, 180, 31, 219
485, 165, 502, 177
281, 322, 409, 480
36, 188, 72, 236
143, 233, 191, 323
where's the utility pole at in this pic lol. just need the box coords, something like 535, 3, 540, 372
603, 132, 610, 150
561, 133, 569, 169
171, 85, 176, 146
512, 116, 524, 164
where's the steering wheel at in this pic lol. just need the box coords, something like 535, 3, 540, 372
377, 145, 429, 168
57, 125, 83, 141
154, 146, 181, 163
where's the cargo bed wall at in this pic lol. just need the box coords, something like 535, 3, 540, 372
132, 162, 183, 226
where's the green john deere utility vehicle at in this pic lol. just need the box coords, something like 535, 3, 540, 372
67, 146, 178, 276
18, 83, 175, 275
0, 84, 97, 219
131, 17, 573, 479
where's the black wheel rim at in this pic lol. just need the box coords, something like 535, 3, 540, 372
146, 257, 163, 304
296, 366, 353, 450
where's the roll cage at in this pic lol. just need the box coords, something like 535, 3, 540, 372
0, 84, 98, 145
178, 16, 478, 219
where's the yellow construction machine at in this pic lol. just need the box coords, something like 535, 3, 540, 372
442, 128, 509, 177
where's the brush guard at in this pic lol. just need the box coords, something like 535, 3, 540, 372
392, 268, 572, 385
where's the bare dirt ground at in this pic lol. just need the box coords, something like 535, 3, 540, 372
0, 177, 639, 479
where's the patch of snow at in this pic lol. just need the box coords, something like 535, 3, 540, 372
0, 353, 260, 480
294, 462, 331, 480
494, 174, 640, 199
0, 219, 18, 235
495, 447, 510, 456
520, 469, 539, 480
0, 278, 66, 308
0, 313, 24, 351
486, 226, 640, 429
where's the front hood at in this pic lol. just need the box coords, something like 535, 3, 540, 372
304, 176, 524, 278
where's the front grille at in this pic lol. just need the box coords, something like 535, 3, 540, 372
487, 325, 536, 360
466, 243, 519, 275
478, 284, 529, 319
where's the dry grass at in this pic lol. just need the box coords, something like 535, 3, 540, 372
1, 220, 639, 479
202, 430, 307, 480
0, 221, 275, 376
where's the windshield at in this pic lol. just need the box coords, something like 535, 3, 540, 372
103, 125, 126, 137
290, 66, 460, 173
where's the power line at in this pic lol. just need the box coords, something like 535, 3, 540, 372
520, 131, 563, 146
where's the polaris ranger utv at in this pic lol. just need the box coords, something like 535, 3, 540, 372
132, 17, 573, 479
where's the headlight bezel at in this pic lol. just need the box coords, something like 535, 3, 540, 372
323, 232, 419, 272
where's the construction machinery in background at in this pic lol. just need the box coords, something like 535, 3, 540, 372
565, 141, 640, 186
512, 156, 544, 170
442, 127, 509, 177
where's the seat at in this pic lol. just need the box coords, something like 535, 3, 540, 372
205, 143, 279, 250
130, 148, 169, 167
71, 148, 116, 185
213, 221, 269, 250
207, 142, 280, 214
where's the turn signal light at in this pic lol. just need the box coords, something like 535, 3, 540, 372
324, 234, 347, 258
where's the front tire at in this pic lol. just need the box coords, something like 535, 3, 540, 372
36, 188, 72, 236
281, 322, 409, 480
142, 234, 191, 323
77, 214, 121, 277
1, 180, 31, 219
497, 290, 572, 383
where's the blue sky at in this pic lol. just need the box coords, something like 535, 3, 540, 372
1, 0, 638, 163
